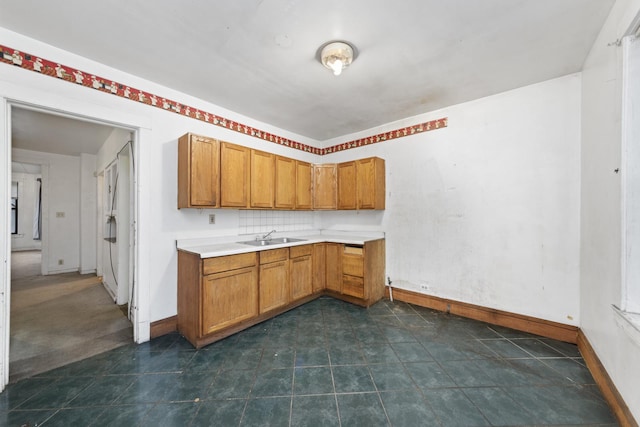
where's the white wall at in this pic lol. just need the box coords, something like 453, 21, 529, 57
323, 74, 582, 326
79, 153, 96, 274
580, 0, 640, 421
12, 148, 80, 274
0, 26, 320, 324
10, 172, 42, 251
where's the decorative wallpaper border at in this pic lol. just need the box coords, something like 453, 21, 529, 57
0, 43, 447, 155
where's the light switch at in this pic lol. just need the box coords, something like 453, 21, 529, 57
56, 212, 65, 218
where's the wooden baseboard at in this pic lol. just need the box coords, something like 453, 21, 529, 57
150, 315, 177, 339
385, 287, 578, 343
577, 330, 638, 427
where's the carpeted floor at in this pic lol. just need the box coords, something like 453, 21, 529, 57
9, 250, 133, 383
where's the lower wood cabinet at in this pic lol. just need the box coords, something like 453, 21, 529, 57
259, 248, 290, 313
178, 238, 385, 348
325, 243, 343, 293
290, 245, 313, 300
178, 250, 258, 348
202, 266, 258, 335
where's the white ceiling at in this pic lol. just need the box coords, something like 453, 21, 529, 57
11, 108, 116, 156
1, 0, 615, 141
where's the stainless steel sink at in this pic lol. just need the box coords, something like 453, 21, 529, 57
238, 237, 306, 246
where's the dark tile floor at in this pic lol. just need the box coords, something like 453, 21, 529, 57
0, 297, 618, 426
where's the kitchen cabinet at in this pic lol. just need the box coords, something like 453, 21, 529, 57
178, 132, 385, 212
290, 245, 313, 300
357, 157, 385, 210
295, 161, 313, 210
342, 245, 365, 298
337, 161, 357, 210
275, 155, 296, 209
251, 149, 275, 208
313, 164, 337, 209
177, 133, 220, 208
178, 251, 258, 348
259, 248, 290, 313
341, 240, 386, 305
325, 243, 343, 293
220, 142, 250, 207
312, 243, 327, 293
177, 237, 385, 348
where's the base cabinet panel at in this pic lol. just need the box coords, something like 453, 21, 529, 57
325, 243, 343, 293
202, 266, 258, 335
259, 260, 290, 313
291, 254, 313, 300
178, 238, 385, 348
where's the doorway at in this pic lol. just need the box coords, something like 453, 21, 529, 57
7, 106, 137, 382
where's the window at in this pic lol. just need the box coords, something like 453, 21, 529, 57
621, 31, 640, 316
10, 181, 18, 235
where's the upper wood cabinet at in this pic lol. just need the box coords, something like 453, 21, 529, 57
250, 150, 275, 208
275, 155, 296, 209
313, 164, 337, 210
295, 161, 313, 210
357, 157, 385, 210
220, 142, 250, 207
179, 132, 384, 211
337, 161, 357, 210
178, 133, 220, 209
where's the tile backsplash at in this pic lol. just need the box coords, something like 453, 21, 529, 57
239, 210, 315, 235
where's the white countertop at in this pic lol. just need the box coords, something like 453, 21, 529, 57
176, 229, 385, 258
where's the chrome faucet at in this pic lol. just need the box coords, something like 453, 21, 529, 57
259, 229, 277, 241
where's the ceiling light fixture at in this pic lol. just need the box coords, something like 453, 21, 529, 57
320, 41, 355, 76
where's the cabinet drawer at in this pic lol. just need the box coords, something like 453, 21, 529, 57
260, 247, 289, 264
342, 275, 364, 298
343, 253, 364, 277
203, 252, 257, 275
344, 245, 363, 256
289, 244, 313, 258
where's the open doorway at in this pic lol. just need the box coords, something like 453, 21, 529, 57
8, 106, 136, 382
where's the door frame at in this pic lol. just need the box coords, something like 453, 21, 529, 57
0, 96, 151, 390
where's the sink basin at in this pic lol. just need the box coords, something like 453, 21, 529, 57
238, 237, 306, 246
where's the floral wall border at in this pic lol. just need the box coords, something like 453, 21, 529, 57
1, 43, 447, 155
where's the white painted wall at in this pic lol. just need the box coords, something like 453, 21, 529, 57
0, 26, 319, 324
323, 74, 582, 326
580, 0, 640, 421
79, 153, 96, 274
10, 171, 42, 251
11, 148, 80, 274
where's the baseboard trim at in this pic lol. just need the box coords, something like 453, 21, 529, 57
577, 330, 638, 427
385, 287, 578, 343
150, 315, 177, 339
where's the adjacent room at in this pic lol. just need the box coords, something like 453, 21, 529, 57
0, 1, 639, 426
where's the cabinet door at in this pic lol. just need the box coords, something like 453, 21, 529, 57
295, 161, 312, 210
325, 243, 343, 293
337, 161, 357, 210
178, 133, 219, 208
290, 254, 312, 300
357, 157, 385, 210
275, 155, 296, 209
220, 142, 249, 207
313, 164, 337, 209
259, 260, 290, 313
202, 266, 258, 335
312, 243, 326, 293
251, 150, 275, 208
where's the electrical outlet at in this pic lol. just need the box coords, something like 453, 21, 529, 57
209, 214, 216, 224
419, 282, 429, 291
56, 212, 65, 218
58, 259, 64, 265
